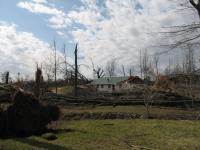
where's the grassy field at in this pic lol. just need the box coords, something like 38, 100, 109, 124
1, 119, 200, 150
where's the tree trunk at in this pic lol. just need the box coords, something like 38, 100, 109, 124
5, 72, 9, 84
53, 40, 58, 94
74, 44, 78, 97
35, 66, 42, 99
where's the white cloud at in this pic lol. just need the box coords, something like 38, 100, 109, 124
32, 0, 47, 4
0, 22, 56, 79
17, 1, 71, 29
17, 2, 62, 15
57, 31, 64, 36
68, 0, 199, 77
17, 0, 200, 77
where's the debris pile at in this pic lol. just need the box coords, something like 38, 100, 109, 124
154, 75, 176, 92
0, 85, 60, 137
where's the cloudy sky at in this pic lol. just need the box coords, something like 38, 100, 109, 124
0, 0, 198, 79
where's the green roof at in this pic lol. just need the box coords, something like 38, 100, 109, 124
91, 77, 129, 85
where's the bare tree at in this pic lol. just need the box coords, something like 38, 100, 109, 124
62, 44, 69, 81
43, 58, 54, 82
171, 62, 183, 74
106, 58, 117, 77
143, 87, 155, 118
1, 71, 11, 84
183, 45, 196, 107
141, 49, 154, 80
139, 50, 143, 78
94, 67, 105, 79
59, 44, 74, 82
153, 54, 159, 76
164, 58, 172, 76
122, 65, 126, 77
185, 45, 196, 74
43, 40, 61, 94
53, 40, 58, 94
138, 50, 156, 117
91, 59, 105, 79
159, 0, 200, 50
129, 69, 132, 76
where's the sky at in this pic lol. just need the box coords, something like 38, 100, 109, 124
0, 0, 199, 80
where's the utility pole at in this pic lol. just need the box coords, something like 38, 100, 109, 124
74, 43, 78, 97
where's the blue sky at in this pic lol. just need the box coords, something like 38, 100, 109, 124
0, 0, 198, 79
0, 0, 80, 57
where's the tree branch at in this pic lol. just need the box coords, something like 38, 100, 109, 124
189, 0, 198, 8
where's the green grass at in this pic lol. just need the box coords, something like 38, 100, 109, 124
1, 119, 200, 150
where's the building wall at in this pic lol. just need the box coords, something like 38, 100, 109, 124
120, 82, 144, 90
94, 82, 143, 93
95, 84, 121, 93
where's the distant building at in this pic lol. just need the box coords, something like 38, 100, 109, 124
91, 76, 143, 93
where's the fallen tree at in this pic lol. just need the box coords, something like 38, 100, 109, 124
41, 91, 197, 108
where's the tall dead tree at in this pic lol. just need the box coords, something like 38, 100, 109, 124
164, 58, 172, 76
185, 45, 196, 74
139, 50, 143, 78
106, 58, 117, 77
53, 40, 58, 94
153, 54, 159, 76
129, 69, 132, 77
184, 45, 196, 107
74, 43, 78, 97
5, 72, 9, 84
141, 50, 153, 80
62, 44, 70, 81
122, 65, 126, 77
35, 65, 42, 99
91, 59, 105, 79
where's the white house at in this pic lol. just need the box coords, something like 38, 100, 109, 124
91, 76, 143, 93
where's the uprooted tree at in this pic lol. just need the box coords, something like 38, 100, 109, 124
0, 84, 60, 137
0, 67, 59, 137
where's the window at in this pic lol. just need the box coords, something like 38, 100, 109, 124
97, 85, 99, 88
112, 85, 115, 91
108, 85, 111, 88
101, 85, 104, 88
